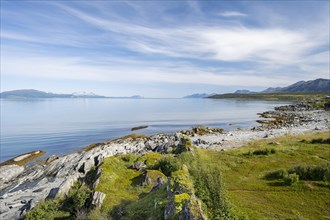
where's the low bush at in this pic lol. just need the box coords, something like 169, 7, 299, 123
153, 155, 181, 176
283, 173, 299, 186
174, 137, 193, 154
288, 164, 330, 181
245, 148, 276, 156
310, 138, 330, 144
264, 169, 288, 180
24, 199, 69, 220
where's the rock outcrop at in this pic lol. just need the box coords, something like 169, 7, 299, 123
0, 133, 191, 219
91, 191, 106, 208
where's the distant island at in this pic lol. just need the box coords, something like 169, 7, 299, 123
0, 89, 144, 99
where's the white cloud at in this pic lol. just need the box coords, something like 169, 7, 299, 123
55, 4, 328, 67
1, 2, 329, 93
218, 11, 247, 17
1, 50, 296, 88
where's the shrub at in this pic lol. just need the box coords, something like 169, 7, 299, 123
24, 200, 57, 220
253, 148, 276, 155
264, 169, 288, 180
65, 183, 91, 213
174, 137, 193, 154
283, 173, 299, 186
24, 199, 70, 220
310, 138, 330, 144
154, 155, 181, 176
246, 148, 276, 156
288, 164, 330, 181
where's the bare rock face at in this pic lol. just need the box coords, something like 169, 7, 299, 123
0, 136, 154, 220
0, 165, 24, 184
91, 191, 106, 208
19, 199, 35, 217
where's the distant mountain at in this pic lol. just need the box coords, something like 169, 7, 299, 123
0, 89, 143, 99
0, 89, 71, 99
261, 78, 330, 93
184, 93, 216, 98
234, 90, 257, 94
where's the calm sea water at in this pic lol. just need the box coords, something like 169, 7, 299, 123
0, 98, 291, 162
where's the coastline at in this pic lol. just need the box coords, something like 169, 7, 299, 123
0, 102, 329, 219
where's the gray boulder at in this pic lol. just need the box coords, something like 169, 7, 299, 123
91, 191, 106, 208
0, 165, 24, 183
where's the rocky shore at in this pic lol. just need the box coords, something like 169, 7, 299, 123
0, 102, 329, 219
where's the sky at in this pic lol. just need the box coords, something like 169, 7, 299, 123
1, 0, 329, 98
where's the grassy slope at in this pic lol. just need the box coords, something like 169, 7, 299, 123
95, 154, 150, 212
95, 132, 330, 219
25, 132, 329, 219
215, 132, 330, 219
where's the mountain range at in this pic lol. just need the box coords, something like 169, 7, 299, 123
0, 89, 144, 99
241, 78, 329, 94
185, 78, 329, 98
261, 78, 329, 93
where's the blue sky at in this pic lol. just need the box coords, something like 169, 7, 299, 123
1, 1, 329, 98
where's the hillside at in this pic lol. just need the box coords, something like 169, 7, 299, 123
24, 132, 330, 219
209, 79, 330, 100
0, 89, 72, 99
262, 78, 330, 93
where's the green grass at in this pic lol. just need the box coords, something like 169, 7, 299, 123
95, 153, 162, 213
123, 185, 168, 220
25, 132, 329, 219
214, 132, 330, 219
95, 132, 330, 219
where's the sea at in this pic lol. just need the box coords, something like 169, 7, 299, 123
0, 98, 291, 162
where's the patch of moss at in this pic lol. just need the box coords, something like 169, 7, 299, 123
136, 152, 162, 168
174, 193, 190, 212
145, 169, 166, 184
171, 165, 194, 193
